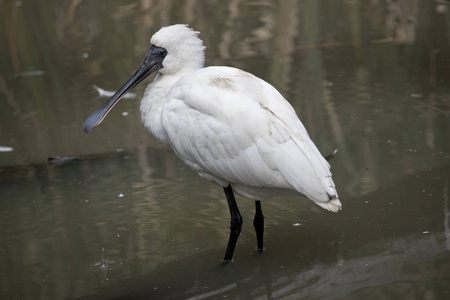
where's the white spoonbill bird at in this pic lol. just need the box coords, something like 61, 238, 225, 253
83, 24, 341, 263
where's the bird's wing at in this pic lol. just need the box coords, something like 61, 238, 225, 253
162, 66, 340, 211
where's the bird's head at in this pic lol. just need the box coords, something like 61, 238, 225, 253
151, 24, 205, 75
83, 24, 205, 133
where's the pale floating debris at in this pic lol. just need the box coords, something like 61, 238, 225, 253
82, 53, 89, 58
122, 112, 129, 116
93, 85, 136, 99
85, 199, 89, 203
116, 148, 124, 152
411, 93, 422, 98
118, 193, 124, 197
422, 231, 430, 234
292, 223, 302, 227
15, 70, 45, 77
0, 146, 13, 152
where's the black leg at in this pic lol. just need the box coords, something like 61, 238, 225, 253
223, 185, 242, 263
253, 200, 264, 251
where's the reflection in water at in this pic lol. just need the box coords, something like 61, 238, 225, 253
1, 0, 450, 299
184, 234, 449, 300
445, 179, 450, 250
1, 153, 449, 299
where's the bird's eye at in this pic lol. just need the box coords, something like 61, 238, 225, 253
149, 45, 167, 58
159, 48, 167, 57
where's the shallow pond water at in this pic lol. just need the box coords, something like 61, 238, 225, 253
1, 1, 450, 299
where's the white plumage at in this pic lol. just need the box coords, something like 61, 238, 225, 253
142, 25, 340, 212
84, 24, 341, 262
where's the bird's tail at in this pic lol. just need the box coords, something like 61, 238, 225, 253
315, 196, 342, 212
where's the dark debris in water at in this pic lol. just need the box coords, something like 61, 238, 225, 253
47, 151, 128, 166
47, 156, 85, 165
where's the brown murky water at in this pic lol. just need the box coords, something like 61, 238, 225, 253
1, 1, 450, 299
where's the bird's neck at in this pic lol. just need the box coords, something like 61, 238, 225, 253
139, 70, 193, 143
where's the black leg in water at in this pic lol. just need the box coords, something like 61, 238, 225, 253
253, 200, 264, 251
223, 185, 243, 263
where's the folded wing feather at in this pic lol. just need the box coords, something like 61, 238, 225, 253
162, 66, 341, 211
